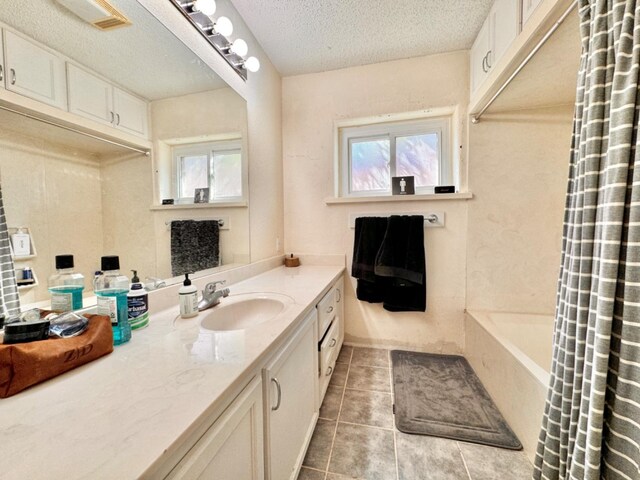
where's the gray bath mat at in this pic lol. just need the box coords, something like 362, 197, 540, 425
391, 350, 522, 450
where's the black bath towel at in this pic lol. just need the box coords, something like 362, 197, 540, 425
352, 217, 388, 302
171, 220, 220, 277
375, 215, 426, 312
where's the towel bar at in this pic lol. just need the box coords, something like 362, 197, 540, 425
165, 218, 229, 230
348, 212, 445, 228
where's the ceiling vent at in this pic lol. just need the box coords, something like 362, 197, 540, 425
55, 0, 132, 31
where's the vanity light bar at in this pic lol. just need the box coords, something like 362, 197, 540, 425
170, 0, 259, 80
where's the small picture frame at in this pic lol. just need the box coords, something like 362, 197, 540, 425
392, 176, 415, 195
194, 188, 210, 203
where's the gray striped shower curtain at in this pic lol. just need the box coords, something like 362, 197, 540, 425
0, 183, 20, 318
534, 1, 640, 479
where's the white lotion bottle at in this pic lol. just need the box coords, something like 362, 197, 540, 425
179, 273, 198, 318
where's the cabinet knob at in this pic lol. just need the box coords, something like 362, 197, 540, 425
336, 289, 341, 302
10, 68, 16, 85
486, 50, 492, 69
271, 377, 282, 411
329, 338, 337, 348
482, 55, 488, 73
327, 306, 334, 314
115, 113, 121, 125
110, 111, 115, 124
0, 65, 3, 82
325, 366, 333, 377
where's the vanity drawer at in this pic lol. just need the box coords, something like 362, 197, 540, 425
319, 319, 340, 378
317, 288, 337, 338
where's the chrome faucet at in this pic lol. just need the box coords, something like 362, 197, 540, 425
198, 280, 230, 311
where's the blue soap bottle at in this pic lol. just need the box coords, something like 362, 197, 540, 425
94, 255, 131, 345
48, 254, 85, 312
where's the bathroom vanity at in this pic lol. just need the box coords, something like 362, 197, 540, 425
0, 264, 345, 480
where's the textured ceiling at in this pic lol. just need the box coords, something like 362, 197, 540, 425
230, 0, 494, 76
0, 0, 227, 100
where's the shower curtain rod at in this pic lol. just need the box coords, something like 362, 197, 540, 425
0, 104, 151, 156
470, 0, 578, 124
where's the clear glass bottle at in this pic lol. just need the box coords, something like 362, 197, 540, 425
94, 255, 131, 345
48, 254, 84, 312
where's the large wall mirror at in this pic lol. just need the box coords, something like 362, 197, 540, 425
0, 0, 250, 307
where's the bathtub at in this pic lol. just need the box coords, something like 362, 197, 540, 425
464, 310, 554, 462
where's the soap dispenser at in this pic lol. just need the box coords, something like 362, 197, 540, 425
179, 273, 198, 318
127, 270, 149, 330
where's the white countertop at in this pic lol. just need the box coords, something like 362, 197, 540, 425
0, 265, 344, 480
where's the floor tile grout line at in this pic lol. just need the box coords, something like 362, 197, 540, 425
388, 349, 400, 480
323, 346, 353, 478
456, 441, 474, 480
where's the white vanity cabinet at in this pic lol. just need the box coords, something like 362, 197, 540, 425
3, 30, 67, 109
470, 0, 520, 93
263, 309, 318, 480
166, 377, 264, 480
67, 63, 149, 138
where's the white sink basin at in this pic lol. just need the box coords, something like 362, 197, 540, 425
199, 292, 294, 331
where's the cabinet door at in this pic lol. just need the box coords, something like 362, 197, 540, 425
264, 310, 318, 480
470, 16, 491, 93
166, 377, 264, 480
67, 63, 114, 125
522, 0, 542, 26
4, 30, 66, 109
491, 0, 520, 68
113, 87, 148, 138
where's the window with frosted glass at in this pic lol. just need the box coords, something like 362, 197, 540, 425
339, 115, 451, 196
396, 133, 440, 187
179, 154, 209, 198
350, 138, 390, 192
173, 141, 243, 202
212, 149, 242, 198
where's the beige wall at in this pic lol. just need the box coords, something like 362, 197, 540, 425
101, 153, 156, 281
0, 132, 104, 304
282, 51, 470, 353
466, 106, 573, 314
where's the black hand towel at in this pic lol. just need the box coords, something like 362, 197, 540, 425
351, 217, 388, 302
374, 215, 426, 312
171, 220, 220, 277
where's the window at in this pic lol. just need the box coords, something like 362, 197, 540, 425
172, 140, 243, 202
338, 115, 453, 197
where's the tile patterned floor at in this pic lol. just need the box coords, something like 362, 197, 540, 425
298, 346, 533, 480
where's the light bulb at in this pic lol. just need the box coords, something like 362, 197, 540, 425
230, 38, 248, 56
193, 0, 216, 16
245, 56, 260, 72
215, 16, 233, 36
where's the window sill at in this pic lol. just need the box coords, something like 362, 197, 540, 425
150, 201, 248, 210
325, 192, 473, 205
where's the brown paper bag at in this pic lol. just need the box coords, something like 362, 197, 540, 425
0, 315, 114, 398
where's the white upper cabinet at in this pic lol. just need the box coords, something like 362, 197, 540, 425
67, 63, 148, 138
470, 0, 520, 94
522, 0, 543, 26
3, 30, 66, 109
113, 87, 148, 138
67, 64, 113, 124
